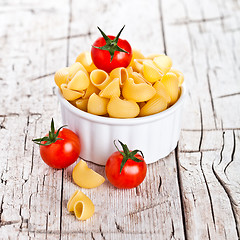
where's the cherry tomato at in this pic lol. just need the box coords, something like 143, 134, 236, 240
91, 26, 132, 73
33, 119, 81, 169
105, 140, 147, 189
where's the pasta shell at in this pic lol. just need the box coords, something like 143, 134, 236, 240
126, 66, 134, 76
107, 96, 140, 118
138, 101, 146, 109
153, 55, 172, 75
74, 200, 94, 221
110, 67, 128, 85
67, 190, 94, 221
61, 84, 84, 101
72, 160, 105, 189
153, 81, 171, 104
54, 67, 69, 88
99, 78, 121, 98
131, 59, 143, 73
169, 69, 184, 86
68, 62, 87, 81
122, 78, 156, 102
133, 49, 145, 58
131, 72, 148, 84
147, 53, 165, 60
129, 49, 145, 66
139, 94, 167, 117
75, 98, 88, 111
87, 93, 109, 115
161, 73, 179, 106
69, 99, 78, 107
67, 70, 90, 91
83, 82, 100, 99
143, 59, 163, 83
90, 69, 111, 90
76, 51, 96, 72
74, 201, 94, 221
178, 87, 181, 98
67, 190, 86, 212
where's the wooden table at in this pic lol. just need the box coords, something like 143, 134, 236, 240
0, 0, 239, 239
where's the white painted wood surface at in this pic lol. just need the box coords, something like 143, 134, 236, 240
0, 0, 239, 239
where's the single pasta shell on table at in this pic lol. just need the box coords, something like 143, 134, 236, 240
139, 94, 167, 117
68, 62, 88, 81
61, 84, 85, 101
75, 98, 88, 112
107, 96, 140, 118
90, 69, 112, 90
76, 51, 96, 72
87, 93, 109, 115
122, 78, 156, 102
153, 81, 171, 104
169, 68, 184, 86
83, 82, 100, 99
131, 59, 143, 73
161, 73, 179, 106
72, 160, 105, 189
67, 190, 94, 221
74, 201, 94, 221
110, 67, 128, 85
143, 59, 163, 83
67, 190, 88, 211
153, 55, 172, 75
54, 67, 69, 88
67, 70, 90, 91
129, 49, 145, 66
99, 78, 121, 98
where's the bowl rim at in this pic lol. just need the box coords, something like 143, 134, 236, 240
56, 83, 186, 125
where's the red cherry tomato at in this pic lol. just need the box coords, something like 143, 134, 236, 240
91, 26, 132, 73
33, 119, 81, 169
105, 141, 147, 189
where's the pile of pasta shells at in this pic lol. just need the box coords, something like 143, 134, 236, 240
54, 50, 184, 118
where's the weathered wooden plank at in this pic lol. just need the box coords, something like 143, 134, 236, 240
163, 0, 240, 130
0, 0, 69, 239
162, 0, 240, 239
213, 130, 240, 236
177, 130, 240, 239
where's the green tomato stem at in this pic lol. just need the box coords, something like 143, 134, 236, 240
114, 140, 144, 174
93, 26, 129, 62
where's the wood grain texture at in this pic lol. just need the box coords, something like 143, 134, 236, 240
0, 0, 239, 239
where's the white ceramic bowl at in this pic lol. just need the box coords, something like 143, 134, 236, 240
57, 84, 186, 165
